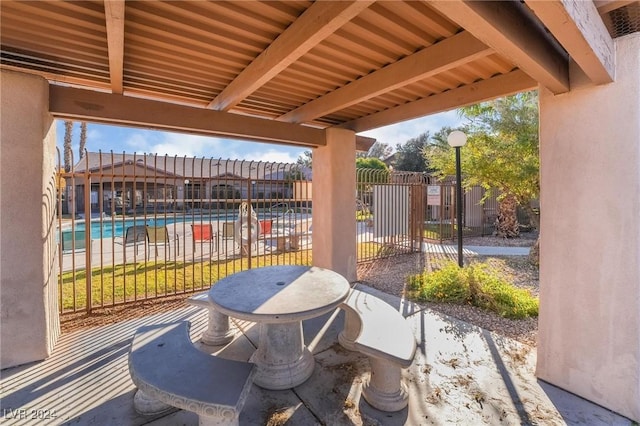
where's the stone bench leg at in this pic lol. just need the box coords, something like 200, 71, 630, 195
250, 322, 314, 390
337, 307, 360, 351
202, 308, 235, 346
135, 388, 241, 426
361, 357, 409, 412
133, 389, 173, 416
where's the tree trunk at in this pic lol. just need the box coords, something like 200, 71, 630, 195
496, 194, 520, 238
79, 122, 87, 159
529, 236, 540, 266
63, 120, 73, 172
521, 203, 540, 230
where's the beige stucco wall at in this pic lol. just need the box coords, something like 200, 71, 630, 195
537, 34, 640, 422
1, 70, 60, 368
312, 128, 357, 281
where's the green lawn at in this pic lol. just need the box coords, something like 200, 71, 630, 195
60, 251, 312, 311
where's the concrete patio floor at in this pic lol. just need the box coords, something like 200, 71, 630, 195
0, 284, 631, 426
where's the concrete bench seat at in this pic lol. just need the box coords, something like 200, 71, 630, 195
187, 292, 235, 345
128, 321, 255, 426
338, 289, 417, 412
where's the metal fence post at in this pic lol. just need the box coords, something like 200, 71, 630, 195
83, 169, 92, 314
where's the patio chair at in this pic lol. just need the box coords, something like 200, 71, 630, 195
146, 225, 180, 258
191, 223, 218, 254
61, 229, 88, 253
221, 222, 237, 253
115, 225, 147, 258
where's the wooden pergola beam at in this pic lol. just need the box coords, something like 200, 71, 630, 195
207, 0, 374, 112
356, 135, 376, 152
594, 0, 637, 14
525, 0, 614, 85
50, 85, 327, 147
341, 69, 537, 133
277, 31, 491, 124
428, 0, 569, 94
104, 0, 125, 94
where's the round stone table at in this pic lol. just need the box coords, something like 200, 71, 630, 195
208, 265, 350, 390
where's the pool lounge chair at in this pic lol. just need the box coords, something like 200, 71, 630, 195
61, 229, 88, 253
146, 225, 180, 258
191, 223, 218, 254
115, 225, 147, 259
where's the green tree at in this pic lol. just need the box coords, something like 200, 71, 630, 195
357, 141, 392, 159
394, 132, 431, 172
296, 150, 312, 169
425, 91, 540, 238
355, 157, 389, 211
355, 157, 388, 171
284, 167, 305, 181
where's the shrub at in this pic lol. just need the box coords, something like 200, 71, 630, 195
408, 261, 470, 303
408, 261, 538, 319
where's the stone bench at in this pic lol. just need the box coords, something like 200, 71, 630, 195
128, 321, 255, 426
338, 289, 417, 412
187, 292, 235, 345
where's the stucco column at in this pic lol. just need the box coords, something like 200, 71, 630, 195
1, 70, 60, 368
537, 34, 640, 422
312, 128, 357, 281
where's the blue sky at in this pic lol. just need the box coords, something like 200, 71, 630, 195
55, 110, 463, 164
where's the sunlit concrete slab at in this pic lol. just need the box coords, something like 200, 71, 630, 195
423, 243, 530, 256
0, 285, 631, 425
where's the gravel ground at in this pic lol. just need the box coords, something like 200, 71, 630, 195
62, 233, 540, 346
357, 232, 539, 346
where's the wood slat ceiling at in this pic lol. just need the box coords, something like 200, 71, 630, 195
0, 0, 625, 141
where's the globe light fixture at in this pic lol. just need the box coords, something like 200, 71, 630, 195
447, 131, 467, 267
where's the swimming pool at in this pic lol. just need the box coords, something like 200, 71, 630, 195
60, 210, 310, 239
65, 214, 244, 239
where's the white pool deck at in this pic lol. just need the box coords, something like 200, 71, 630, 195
60, 219, 528, 273
59, 220, 311, 272
0, 284, 631, 426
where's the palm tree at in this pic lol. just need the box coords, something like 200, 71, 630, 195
63, 120, 73, 172
79, 122, 87, 159
496, 194, 520, 238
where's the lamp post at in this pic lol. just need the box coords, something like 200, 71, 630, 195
184, 179, 190, 210
447, 130, 467, 267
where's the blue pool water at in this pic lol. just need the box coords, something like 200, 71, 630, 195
61, 211, 308, 240
67, 215, 238, 239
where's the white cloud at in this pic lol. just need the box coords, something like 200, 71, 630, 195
86, 127, 103, 144
123, 132, 223, 157
240, 148, 302, 163
57, 110, 464, 161
123, 132, 303, 163
124, 132, 157, 153
360, 110, 464, 148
